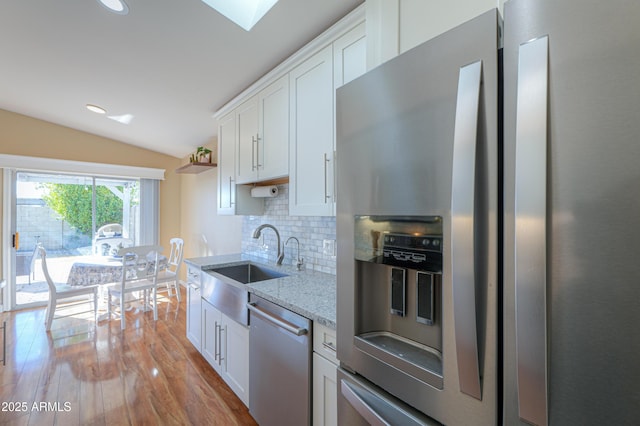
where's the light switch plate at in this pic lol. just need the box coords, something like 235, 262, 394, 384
323, 239, 336, 257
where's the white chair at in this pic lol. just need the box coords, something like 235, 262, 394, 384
93, 223, 127, 256
156, 238, 184, 302
39, 246, 98, 331
107, 245, 163, 330
95, 237, 134, 257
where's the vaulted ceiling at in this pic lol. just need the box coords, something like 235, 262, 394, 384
0, 0, 363, 158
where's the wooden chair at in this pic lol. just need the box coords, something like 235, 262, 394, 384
156, 237, 184, 302
39, 246, 98, 331
106, 245, 163, 330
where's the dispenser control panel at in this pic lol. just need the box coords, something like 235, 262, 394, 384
354, 215, 443, 273
382, 233, 443, 271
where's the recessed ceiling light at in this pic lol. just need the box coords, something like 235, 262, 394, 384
86, 104, 107, 114
201, 0, 279, 31
97, 0, 129, 15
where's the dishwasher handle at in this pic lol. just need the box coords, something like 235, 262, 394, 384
246, 302, 308, 336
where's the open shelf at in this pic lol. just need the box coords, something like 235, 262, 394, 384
175, 162, 217, 174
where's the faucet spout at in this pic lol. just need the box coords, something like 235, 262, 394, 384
286, 237, 304, 271
252, 224, 284, 265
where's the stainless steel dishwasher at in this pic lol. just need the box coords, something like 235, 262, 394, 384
247, 294, 311, 426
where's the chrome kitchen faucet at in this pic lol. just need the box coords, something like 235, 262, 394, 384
286, 237, 304, 270
252, 224, 284, 265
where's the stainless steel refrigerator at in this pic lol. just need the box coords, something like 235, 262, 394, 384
503, 0, 640, 425
336, 0, 640, 425
336, 9, 501, 426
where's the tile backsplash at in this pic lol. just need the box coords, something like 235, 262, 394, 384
241, 184, 336, 275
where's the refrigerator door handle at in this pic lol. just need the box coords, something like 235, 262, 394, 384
514, 35, 549, 426
451, 60, 483, 400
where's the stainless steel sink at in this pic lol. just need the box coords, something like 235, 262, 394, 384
210, 263, 288, 284
202, 262, 288, 326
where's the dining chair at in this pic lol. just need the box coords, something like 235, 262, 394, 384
106, 245, 163, 330
39, 246, 98, 331
156, 237, 184, 302
93, 223, 134, 256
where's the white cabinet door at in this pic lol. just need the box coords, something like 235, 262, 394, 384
258, 75, 289, 181
333, 22, 367, 89
201, 300, 223, 375
186, 281, 202, 351
289, 45, 335, 216
201, 299, 249, 407
312, 352, 338, 426
236, 97, 259, 184
222, 316, 250, 406
217, 112, 237, 214
218, 110, 264, 216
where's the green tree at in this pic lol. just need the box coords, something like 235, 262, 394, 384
41, 184, 123, 235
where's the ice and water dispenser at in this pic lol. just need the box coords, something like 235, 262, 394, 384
353, 215, 444, 389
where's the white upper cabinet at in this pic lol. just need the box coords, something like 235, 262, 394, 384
217, 111, 264, 215
236, 75, 289, 184
218, 112, 237, 214
236, 97, 260, 184
366, 0, 502, 68
334, 22, 367, 89
289, 45, 335, 217
213, 5, 365, 216
289, 22, 367, 216
257, 75, 289, 181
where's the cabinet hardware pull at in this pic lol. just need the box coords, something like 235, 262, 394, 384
256, 133, 262, 170
229, 176, 235, 206
322, 341, 337, 353
323, 153, 331, 202
214, 321, 219, 361
217, 324, 225, 365
252, 136, 257, 171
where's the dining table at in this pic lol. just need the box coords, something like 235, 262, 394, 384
66, 255, 167, 287
66, 254, 168, 319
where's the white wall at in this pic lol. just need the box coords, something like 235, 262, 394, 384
179, 140, 243, 262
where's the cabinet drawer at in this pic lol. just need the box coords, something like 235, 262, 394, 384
187, 265, 201, 284
313, 322, 338, 365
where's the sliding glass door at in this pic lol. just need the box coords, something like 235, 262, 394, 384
11, 171, 140, 309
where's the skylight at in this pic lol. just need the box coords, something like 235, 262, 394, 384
201, 0, 279, 31
97, 0, 129, 15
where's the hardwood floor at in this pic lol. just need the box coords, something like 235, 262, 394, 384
0, 288, 257, 425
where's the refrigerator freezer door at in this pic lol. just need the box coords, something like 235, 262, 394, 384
504, 0, 640, 425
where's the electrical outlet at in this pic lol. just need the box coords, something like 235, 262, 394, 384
323, 239, 336, 257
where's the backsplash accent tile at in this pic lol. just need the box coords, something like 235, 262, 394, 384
241, 184, 336, 275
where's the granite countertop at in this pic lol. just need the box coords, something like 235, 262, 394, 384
185, 254, 337, 329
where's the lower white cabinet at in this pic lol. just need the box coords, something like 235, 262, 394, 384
186, 280, 202, 351
201, 299, 250, 406
313, 353, 338, 426
223, 315, 250, 406
201, 300, 222, 373
313, 323, 338, 425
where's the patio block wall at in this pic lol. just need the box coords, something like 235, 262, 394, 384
16, 198, 90, 253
